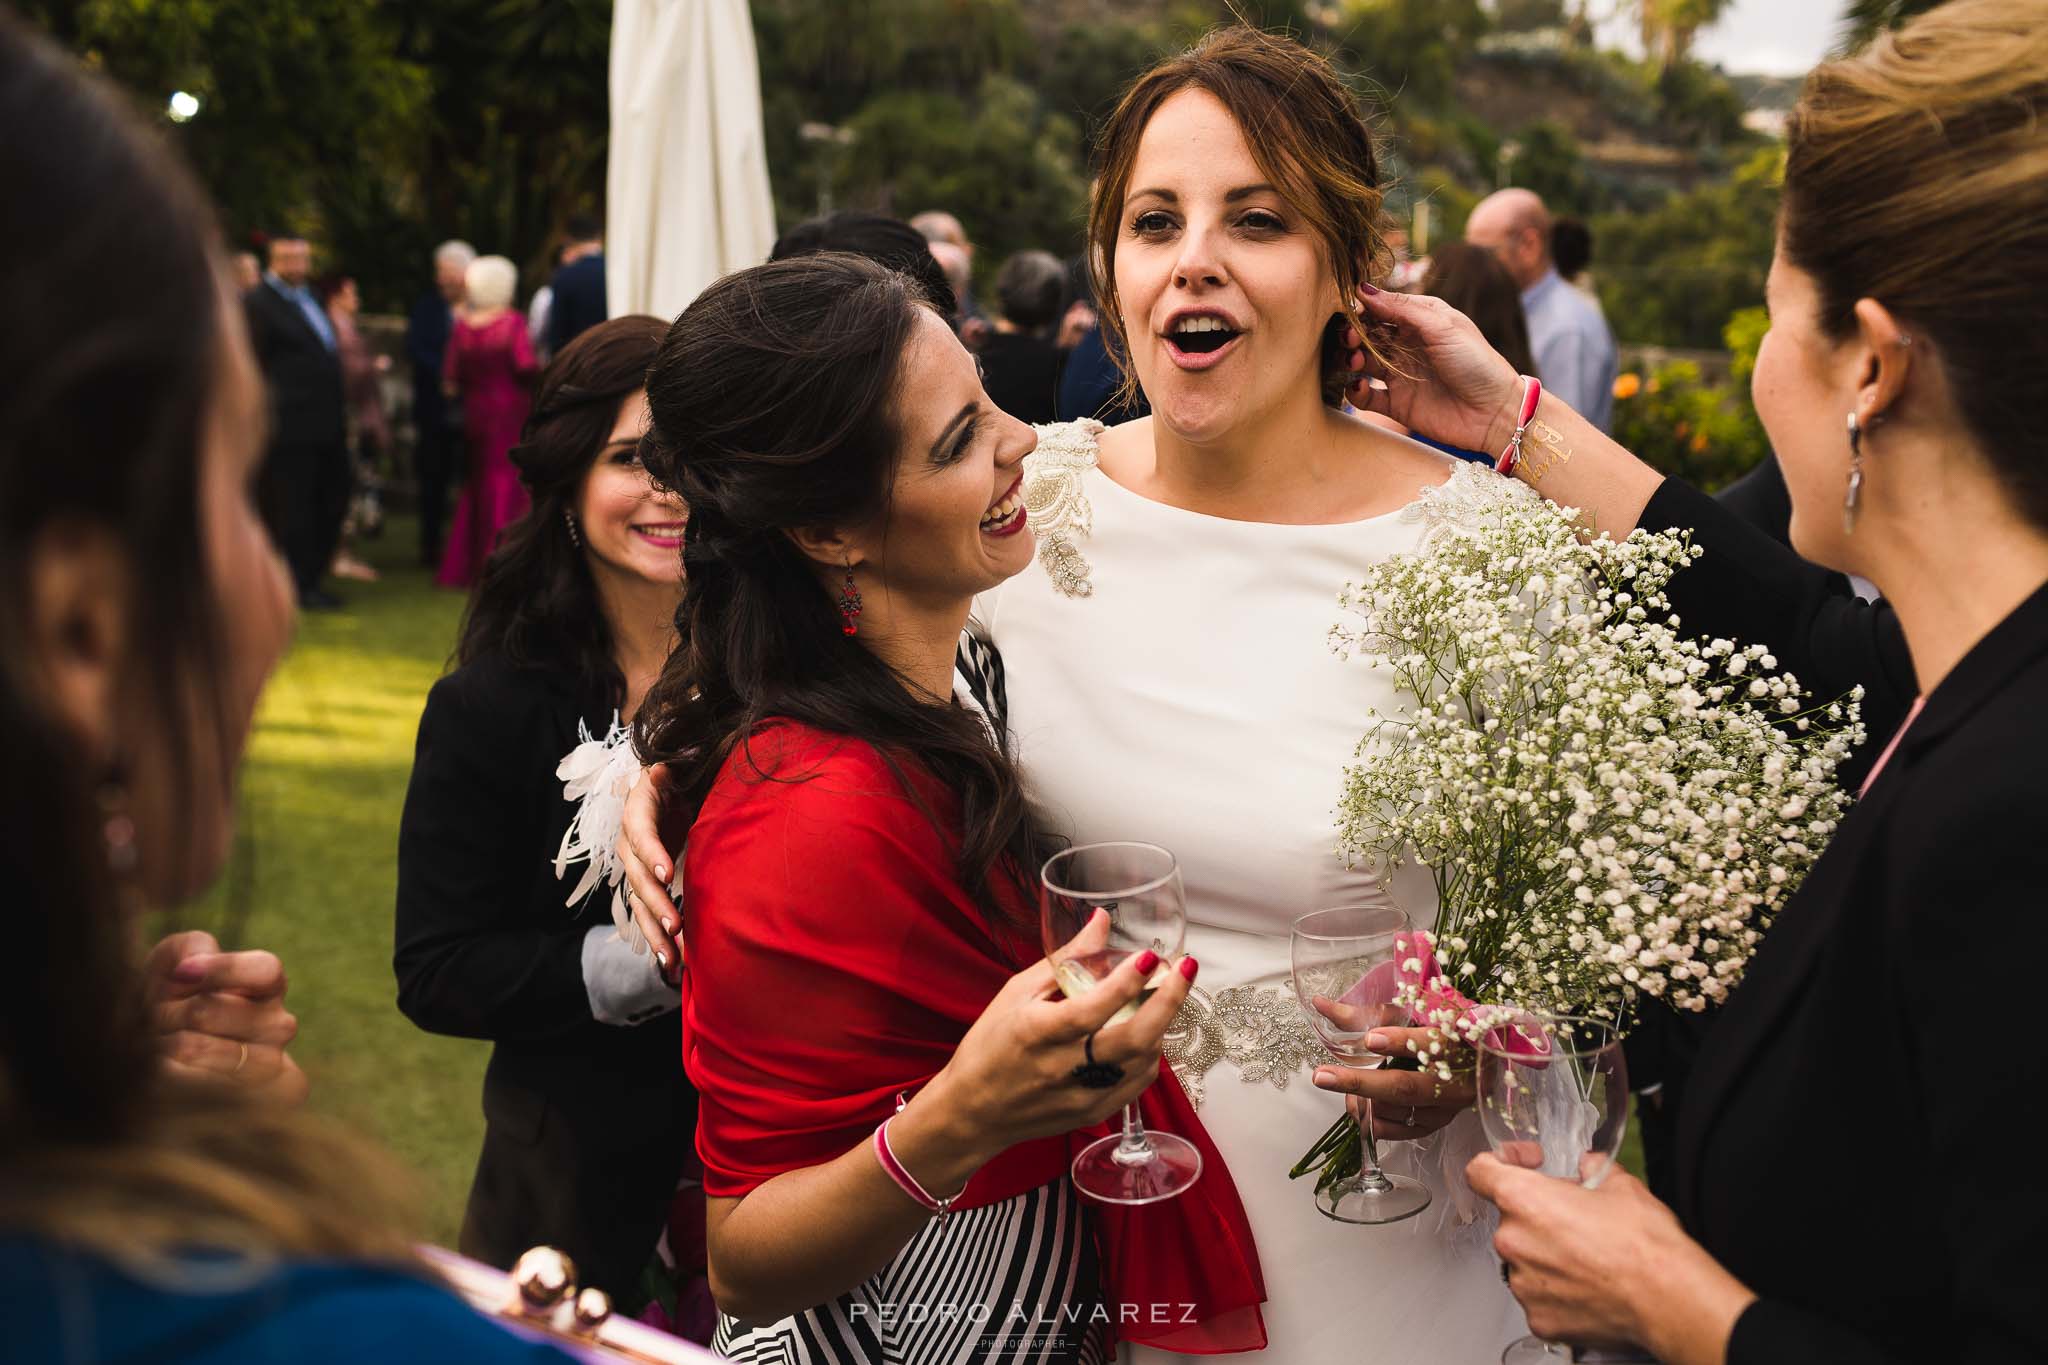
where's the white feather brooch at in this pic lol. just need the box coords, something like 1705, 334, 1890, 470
554, 716, 673, 954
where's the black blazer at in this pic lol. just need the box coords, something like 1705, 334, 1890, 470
394, 650, 694, 1296
546, 253, 607, 356
1642, 480, 2048, 1363
243, 280, 345, 448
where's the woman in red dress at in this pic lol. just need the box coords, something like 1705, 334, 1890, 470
437, 254, 538, 588
626, 252, 1264, 1362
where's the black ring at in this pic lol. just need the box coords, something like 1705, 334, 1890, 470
1069, 1030, 1125, 1089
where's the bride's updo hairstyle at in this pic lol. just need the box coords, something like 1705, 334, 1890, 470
634, 253, 1046, 917
1782, 0, 2048, 527
1085, 24, 1395, 408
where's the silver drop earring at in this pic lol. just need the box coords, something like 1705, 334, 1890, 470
1843, 412, 1865, 535
563, 508, 582, 547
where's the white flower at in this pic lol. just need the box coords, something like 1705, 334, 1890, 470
1330, 486, 1861, 1021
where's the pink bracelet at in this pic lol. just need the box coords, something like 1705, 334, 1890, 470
1495, 375, 1543, 476
873, 1114, 963, 1223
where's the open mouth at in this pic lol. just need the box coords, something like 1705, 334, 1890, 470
1162, 314, 1244, 369
979, 478, 1028, 537
1169, 317, 1242, 352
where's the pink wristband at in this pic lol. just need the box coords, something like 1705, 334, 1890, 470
1495, 376, 1543, 476
873, 1115, 961, 1222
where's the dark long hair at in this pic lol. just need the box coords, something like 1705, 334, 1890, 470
1420, 241, 1537, 380
634, 253, 1044, 918
0, 11, 414, 1260
457, 314, 668, 706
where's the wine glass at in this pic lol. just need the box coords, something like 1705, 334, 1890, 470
1040, 841, 1202, 1205
1289, 906, 1433, 1224
1476, 1011, 1630, 1365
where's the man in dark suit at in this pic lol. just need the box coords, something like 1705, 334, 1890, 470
545, 214, 606, 356
245, 235, 349, 609
405, 240, 474, 568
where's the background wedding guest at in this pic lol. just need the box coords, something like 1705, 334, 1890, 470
0, 16, 573, 1358
978, 248, 1068, 423
1346, 6, 2044, 1357
1420, 241, 1536, 387
319, 271, 389, 584
1550, 215, 1602, 310
544, 213, 606, 356
396, 315, 696, 1308
527, 242, 560, 365
233, 248, 261, 292
910, 207, 979, 314
246, 232, 351, 609
437, 254, 538, 589
1466, 186, 1617, 432
406, 239, 474, 569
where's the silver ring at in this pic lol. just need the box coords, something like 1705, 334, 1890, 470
625, 882, 638, 905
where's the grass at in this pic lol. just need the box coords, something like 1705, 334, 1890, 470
184, 512, 1640, 1252
190, 516, 485, 1245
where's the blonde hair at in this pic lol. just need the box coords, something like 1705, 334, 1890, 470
1784, 0, 2048, 525
465, 254, 519, 310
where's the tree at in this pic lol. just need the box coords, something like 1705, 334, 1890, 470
1635, 0, 1731, 73
1592, 145, 1780, 347
1838, 0, 1948, 51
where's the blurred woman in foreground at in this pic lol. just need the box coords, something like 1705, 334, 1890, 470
0, 15, 572, 1360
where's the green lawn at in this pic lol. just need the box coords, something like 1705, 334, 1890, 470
184, 517, 1640, 1252
190, 517, 485, 1245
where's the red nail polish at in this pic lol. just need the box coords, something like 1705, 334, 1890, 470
1133, 950, 1161, 976
1179, 956, 1200, 983
1360, 283, 1380, 296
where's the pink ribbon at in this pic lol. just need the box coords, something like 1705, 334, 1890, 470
1366, 930, 1554, 1061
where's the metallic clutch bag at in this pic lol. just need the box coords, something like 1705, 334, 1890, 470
418, 1244, 719, 1363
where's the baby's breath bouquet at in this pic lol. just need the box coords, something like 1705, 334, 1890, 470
1291, 483, 1862, 1192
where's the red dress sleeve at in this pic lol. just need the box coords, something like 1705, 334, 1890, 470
678, 721, 1269, 1351
680, 723, 1029, 1199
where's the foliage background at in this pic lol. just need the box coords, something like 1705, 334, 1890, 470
30, 0, 1794, 334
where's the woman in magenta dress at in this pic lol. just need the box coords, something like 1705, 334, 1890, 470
438, 253, 539, 587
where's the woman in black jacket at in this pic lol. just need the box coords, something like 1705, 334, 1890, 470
1332, 2, 2047, 1359
395, 315, 696, 1303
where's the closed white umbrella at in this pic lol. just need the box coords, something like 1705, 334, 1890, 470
606, 0, 778, 322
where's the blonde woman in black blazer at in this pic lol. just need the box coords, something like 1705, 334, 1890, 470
1319, 5, 2048, 1360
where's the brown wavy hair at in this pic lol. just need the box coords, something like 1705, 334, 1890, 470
0, 11, 418, 1267
1783, 0, 2048, 528
1084, 24, 1396, 411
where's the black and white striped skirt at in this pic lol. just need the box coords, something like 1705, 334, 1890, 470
711, 1178, 1108, 1365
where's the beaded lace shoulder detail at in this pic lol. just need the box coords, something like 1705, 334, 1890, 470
1022, 419, 1103, 599
1397, 459, 1546, 547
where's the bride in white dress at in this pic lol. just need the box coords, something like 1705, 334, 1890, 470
967, 27, 1528, 1363
617, 27, 1536, 1363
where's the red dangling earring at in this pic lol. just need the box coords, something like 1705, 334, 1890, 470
836, 563, 863, 636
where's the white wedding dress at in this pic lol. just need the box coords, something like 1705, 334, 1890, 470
972, 421, 1529, 1364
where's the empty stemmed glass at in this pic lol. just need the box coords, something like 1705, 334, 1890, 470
1476, 1011, 1630, 1364
1289, 906, 1433, 1224
1040, 841, 1202, 1205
